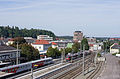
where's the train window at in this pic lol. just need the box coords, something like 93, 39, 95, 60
15, 68, 17, 71
5, 70, 8, 73
9, 69, 11, 72
12, 68, 14, 72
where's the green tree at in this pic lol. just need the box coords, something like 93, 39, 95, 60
46, 47, 61, 58
14, 37, 26, 44
20, 44, 39, 61
103, 41, 113, 52
0, 26, 56, 39
10, 43, 39, 62
81, 38, 89, 50
118, 42, 120, 45
72, 42, 80, 53
65, 48, 72, 55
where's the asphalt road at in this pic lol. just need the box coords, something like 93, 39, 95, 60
97, 53, 120, 79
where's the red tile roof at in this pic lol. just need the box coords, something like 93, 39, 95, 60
32, 40, 50, 45
8, 38, 15, 41
89, 44, 93, 47
51, 42, 57, 45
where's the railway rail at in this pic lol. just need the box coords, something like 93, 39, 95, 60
54, 57, 94, 79
86, 62, 103, 79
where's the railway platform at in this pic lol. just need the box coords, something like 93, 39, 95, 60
16, 63, 68, 79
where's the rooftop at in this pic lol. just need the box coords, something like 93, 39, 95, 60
0, 45, 18, 53
111, 45, 120, 49
74, 31, 82, 33
51, 42, 57, 45
32, 40, 50, 45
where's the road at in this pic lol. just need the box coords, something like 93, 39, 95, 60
97, 53, 120, 79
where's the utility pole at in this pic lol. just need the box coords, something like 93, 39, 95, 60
83, 45, 85, 75
61, 48, 64, 64
94, 51, 97, 68
16, 42, 19, 65
63, 46, 65, 63
31, 66, 33, 79
71, 50, 73, 63
61, 43, 65, 64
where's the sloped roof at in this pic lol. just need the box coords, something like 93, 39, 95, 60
51, 42, 57, 45
111, 45, 120, 49
8, 38, 15, 41
0, 44, 19, 53
32, 40, 50, 45
89, 44, 94, 47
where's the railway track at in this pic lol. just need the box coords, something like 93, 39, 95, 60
54, 57, 94, 79
86, 62, 103, 79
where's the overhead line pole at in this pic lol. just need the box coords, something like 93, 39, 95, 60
16, 42, 19, 65
83, 45, 85, 75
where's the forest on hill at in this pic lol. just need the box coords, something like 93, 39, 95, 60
0, 26, 56, 38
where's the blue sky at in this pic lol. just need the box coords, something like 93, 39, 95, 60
0, 0, 120, 37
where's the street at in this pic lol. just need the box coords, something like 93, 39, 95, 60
97, 53, 120, 79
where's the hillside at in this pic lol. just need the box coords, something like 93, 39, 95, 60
0, 26, 56, 38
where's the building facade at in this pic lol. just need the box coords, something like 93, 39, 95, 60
73, 31, 83, 42
31, 40, 51, 55
37, 35, 53, 41
0, 41, 20, 65
110, 43, 120, 54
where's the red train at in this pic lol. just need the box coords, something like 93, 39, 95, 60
66, 51, 91, 61
0, 57, 53, 73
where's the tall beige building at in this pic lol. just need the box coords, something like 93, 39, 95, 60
73, 31, 83, 42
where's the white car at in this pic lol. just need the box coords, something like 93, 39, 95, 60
116, 54, 120, 57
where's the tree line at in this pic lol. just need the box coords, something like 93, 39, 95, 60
0, 26, 56, 38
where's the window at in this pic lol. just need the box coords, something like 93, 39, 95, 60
35, 46, 37, 49
12, 68, 14, 72
6, 70, 8, 73
9, 69, 11, 72
39, 46, 41, 49
15, 68, 18, 71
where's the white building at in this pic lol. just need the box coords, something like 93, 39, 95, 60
37, 35, 53, 41
110, 43, 120, 54
51, 42, 58, 48
89, 43, 102, 51
31, 40, 51, 55
6, 38, 15, 45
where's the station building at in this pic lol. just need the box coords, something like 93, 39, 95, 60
0, 40, 21, 66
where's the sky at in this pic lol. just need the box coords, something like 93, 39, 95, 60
0, 0, 120, 37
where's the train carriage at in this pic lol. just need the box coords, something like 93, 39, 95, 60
0, 57, 53, 73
